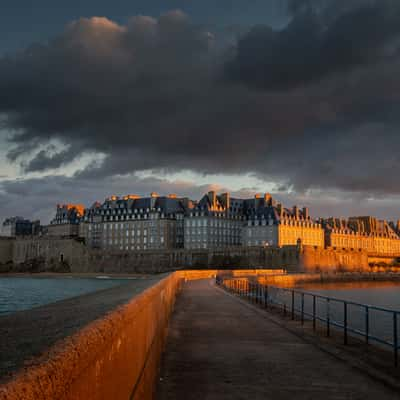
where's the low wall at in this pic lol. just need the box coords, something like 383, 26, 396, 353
0, 273, 182, 400
257, 272, 400, 287
180, 269, 286, 281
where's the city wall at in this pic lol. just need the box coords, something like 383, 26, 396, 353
299, 246, 369, 272
2, 237, 400, 274
0, 238, 14, 265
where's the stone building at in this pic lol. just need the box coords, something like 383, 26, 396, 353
323, 216, 400, 255
242, 193, 278, 247
184, 191, 243, 249
82, 193, 191, 251
47, 204, 85, 237
242, 194, 324, 248
1, 217, 41, 237
45, 191, 400, 257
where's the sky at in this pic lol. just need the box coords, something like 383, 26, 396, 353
1, 0, 400, 224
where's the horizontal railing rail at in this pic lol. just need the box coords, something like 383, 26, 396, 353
215, 276, 400, 367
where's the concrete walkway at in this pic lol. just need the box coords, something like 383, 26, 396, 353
156, 280, 399, 400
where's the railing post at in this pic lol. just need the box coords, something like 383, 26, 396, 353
344, 302, 348, 345
291, 290, 295, 320
365, 306, 369, 345
257, 284, 260, 304
326, 298, 330, 337
394, 312, 398, 367
301, 293, 305, 325
312, 295, 316, 331
265, 286, 268, 308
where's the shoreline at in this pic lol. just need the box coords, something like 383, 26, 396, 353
0, 271, 157, 279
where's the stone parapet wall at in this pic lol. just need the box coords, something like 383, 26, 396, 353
0, 272, 183, 400
0, 269, 285, 400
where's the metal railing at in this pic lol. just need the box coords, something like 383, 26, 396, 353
216, 276, 400, 366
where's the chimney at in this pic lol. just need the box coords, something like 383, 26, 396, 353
208, 191, 217, 209
264, 193, 272, 206
293, 205, 299, 220
302, 207, 309, 220
150, 192, 159, 209
220, 192, 230, 210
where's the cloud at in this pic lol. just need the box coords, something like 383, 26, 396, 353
227, 0, 400, 89
1, 4, 400, 204
1, 174, 400, 225
0, 173, 246, 224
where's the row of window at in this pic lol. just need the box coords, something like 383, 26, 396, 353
103, 236, 165, 245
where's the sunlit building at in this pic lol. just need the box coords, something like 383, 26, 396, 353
47, 204, 85, 237
49, 192, 400, 256
323, 216, 400, 254
242, 194, 324, 247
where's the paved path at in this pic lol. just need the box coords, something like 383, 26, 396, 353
156, 279, 399, 400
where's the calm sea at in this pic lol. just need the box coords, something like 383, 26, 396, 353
294, 282, 400, 345
0, 277, 128, 315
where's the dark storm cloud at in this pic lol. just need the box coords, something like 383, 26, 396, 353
1, 4, 400, 198
227, 0, 400, 89
22, 145, 80, 172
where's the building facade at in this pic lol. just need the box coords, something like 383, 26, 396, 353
323, 216, 400, 255
44, 191, 400, 257
1, 217, 41, 237
81, 193, 190, 251
184, 191, 243, 250
242, 195, 324, 247
47, 204, 85, 237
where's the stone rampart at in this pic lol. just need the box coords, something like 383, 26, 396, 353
5, 237, 400, 274
0, 272, 182, 400
11, 237, 89, 273
299, 245, 369, 272
0, 238, 14, 266
8, 238, 299, 273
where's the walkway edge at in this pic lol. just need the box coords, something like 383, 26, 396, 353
212, 280, 400, 393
